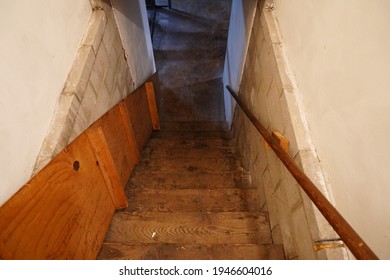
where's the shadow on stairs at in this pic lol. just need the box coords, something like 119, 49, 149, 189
97, 121, 285, 260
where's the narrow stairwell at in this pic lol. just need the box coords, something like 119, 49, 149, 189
97, 121, 284, 260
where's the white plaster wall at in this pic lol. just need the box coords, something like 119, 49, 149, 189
274, 0, 390, 259
0, 1, 91, 206
223, 0, 257, 125
111, 0, 156, 87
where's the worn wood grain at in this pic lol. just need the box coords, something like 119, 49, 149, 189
263, 130, 289, 153
87, 127, 128, 209
119, 102, 140, 165
97, 243, 284, 260
104, 212, 272, 244
123, 85, 153, 152
160, 121, 228, 132
125, 189, 261, 212
141, 145, 236, 159
137, 157, 243, 173
148, 137, 233, 149
0, 240, 12, 260
92, 105, 135, 186
152, 130, 231, 140
128, 170, 252, 189
145, 82, 160, 130
98, 118, 284, 260
0, 133, 115, 259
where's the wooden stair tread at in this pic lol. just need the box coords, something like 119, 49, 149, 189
97, 243, 284, 260
148, 137, 234, 148
103, 212, 272, 244
137, 156, 243, 173
125, 189, 261, 212
151, 130, 232, 140
141, 145, 237, 159
97, 121, 283, 260
127, 170, 252, 189
160, 121, 228, 132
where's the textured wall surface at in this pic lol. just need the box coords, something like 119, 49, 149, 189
111, 0, 156, 87
0, 0, 91, 206
33, 0, 135, 174
223, 0, 257, 125
232, 1, 348, 259
274, 0, 389, 259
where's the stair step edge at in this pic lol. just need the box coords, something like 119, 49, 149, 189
97, 243, 285, 260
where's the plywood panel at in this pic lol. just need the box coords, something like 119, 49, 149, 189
145, 82, 160, 130
92, 105, 135, 186
87, 127, 128, 209
123, 85, 153, 152
0, 133, 115, 259
119, 103, 140, 164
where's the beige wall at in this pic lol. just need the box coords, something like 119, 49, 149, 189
1, 0, 154, 208
274, 0, 390, 259
111, 0, 156, 87
33, 0, 136, 175
0, 1, 91, 206
223, 0, 257, 125
231, 0, 348, 259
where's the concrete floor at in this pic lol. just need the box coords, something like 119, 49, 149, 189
150, 0, 232, 123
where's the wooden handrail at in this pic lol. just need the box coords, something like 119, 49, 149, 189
226, 85, 379, 260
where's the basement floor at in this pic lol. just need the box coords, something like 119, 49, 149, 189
151, 0, 231, 122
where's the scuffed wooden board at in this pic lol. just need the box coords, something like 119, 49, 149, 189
104, 212, 272, 244
87, 127, 128, 209
98, 243, 285, 260
119, 103, 140, 164
92, 105, 135, 186
149, 72, 161, 96
125, 189, 261, 212
145, 82, 160, 130
149, 72, 161, 111
0, 133, 115, 260
123, 85, 153, 152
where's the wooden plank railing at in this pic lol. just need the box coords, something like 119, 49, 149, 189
226, 85, 379, 260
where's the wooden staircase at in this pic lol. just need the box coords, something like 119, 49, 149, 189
97, 121, 284, 260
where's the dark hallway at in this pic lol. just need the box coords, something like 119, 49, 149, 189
150, 0, 231, 123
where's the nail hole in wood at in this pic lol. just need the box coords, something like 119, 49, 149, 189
73, 161, 80, 171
